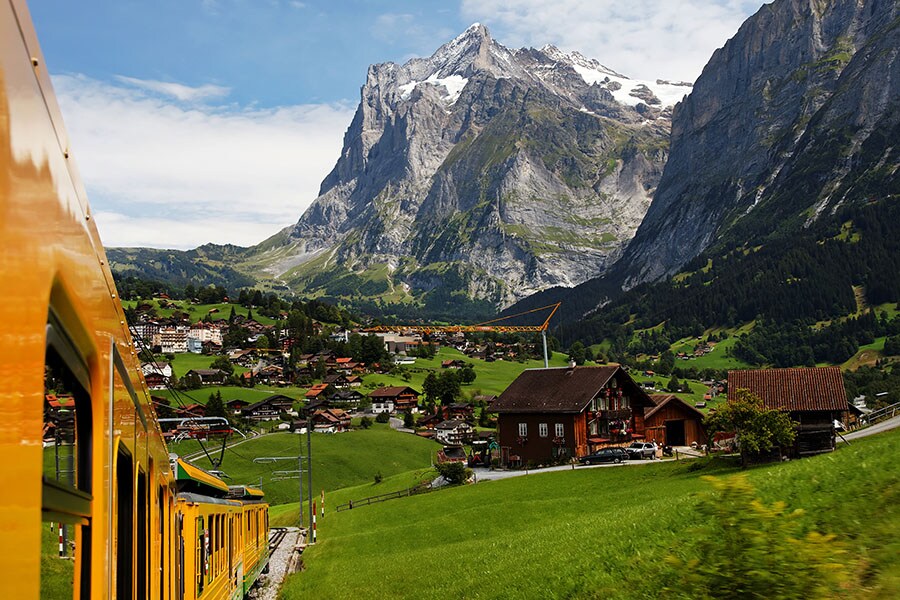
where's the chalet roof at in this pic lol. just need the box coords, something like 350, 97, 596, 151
727, 367, 847, 412
645, 394, 706, 420
493, 365, 651, 413
246, 395, 295, 411
187, 369, 225, 377
369, 386, 420, 398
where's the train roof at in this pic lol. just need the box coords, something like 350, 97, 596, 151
227, 485, 266, 501
174, 458, 230, 497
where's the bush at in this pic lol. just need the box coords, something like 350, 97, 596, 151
373, 471, 383, 484
663, 475, 848, 599
434, 461, 471, 485
375, 412, 390, 424
359, 416, 373, 429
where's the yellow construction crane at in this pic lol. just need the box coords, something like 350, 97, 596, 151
365, 302, 561, 367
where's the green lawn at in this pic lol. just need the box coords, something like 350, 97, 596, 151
177, 425, 439, 506
668, 333, 752, 371
281, 428, 900, 599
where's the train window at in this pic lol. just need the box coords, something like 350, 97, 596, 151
196, 516, 204, 596
41, 314, 93, 599
136, 469, 147, 599
158, 486, 166, 600
116, 447, 134, 599
175, 514, 184, 600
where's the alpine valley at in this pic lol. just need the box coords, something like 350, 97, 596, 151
110, 0, 900, 335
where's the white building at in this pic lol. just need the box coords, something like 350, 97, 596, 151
189, 322, 224, 345
159, 326, 189, 354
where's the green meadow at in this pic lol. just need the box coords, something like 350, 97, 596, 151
279, 428, 900, 599
175, 426, 438, 506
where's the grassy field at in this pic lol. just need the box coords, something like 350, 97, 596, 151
281, 428, 900, 599
840, 336, 886, 371
360, 347, 575, 398
176, 425, 438, 506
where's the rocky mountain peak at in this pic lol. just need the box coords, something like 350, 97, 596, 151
265, 25, 686, 312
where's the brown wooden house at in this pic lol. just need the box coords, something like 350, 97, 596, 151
493, 365, 654, 465
728, 366, 848, 456
369, 386, 420, 414
644, 394, 707, 447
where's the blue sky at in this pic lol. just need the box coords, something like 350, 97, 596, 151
29, 0, 764, 249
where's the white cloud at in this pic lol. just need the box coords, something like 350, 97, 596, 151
53, 74, 354, 249
115, 76, 230, 103
461, 0, 764, 82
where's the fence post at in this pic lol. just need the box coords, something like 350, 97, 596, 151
312, 501, 317, 543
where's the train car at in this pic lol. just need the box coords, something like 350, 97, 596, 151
0, 1, 269, 597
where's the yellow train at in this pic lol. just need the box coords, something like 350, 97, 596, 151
0, 0, 270, 597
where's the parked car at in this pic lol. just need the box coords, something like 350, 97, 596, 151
625, 442, 658, 460
578, 447, 629, 465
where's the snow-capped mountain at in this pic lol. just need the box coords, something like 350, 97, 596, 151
234, 24, 689, 314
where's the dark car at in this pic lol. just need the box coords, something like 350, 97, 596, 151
625, 441, 658, 460
579, 447, 629, 465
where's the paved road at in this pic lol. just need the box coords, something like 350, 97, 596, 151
471, 455, 670, 482
840, 414, 900, 442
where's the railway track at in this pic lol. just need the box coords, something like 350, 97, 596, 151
250, 527, 304, 600
268, 527, 289, 552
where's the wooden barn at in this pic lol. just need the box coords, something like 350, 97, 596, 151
728, 366, 848, 456
643, 394, 707, 447
493, 365, 653, 465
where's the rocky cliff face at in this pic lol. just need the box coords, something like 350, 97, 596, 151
257, 24, 690, 310
616, 0, 900, 288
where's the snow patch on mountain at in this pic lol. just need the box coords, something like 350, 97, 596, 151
571, 64, 691, 108
399, 73, 469, 104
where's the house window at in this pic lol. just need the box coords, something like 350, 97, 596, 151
539, 423, 548, 437
518, 423, 528, 437
555, 423, 565, 438
599, 397, 608, 411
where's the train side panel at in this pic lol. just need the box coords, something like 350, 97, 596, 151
0, 0, 174, 597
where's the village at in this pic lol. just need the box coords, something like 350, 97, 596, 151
75, 295, 870, 474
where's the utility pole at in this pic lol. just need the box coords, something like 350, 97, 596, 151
306, 417, 314, 533
254, 426, 310, 529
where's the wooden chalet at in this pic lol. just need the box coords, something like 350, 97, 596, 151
184, 368, 227, 385
323, 373, 353, 389
728, 366, 848, 456
311, 408, 352, 433
447, 402, 475, 421
644, 394, 707, 447
327, 389, 364, 407
493, 365, 654, 464
416, 412, 444, 430
225, 399, 250, 416
369, 386, 421, 414
305, 383, 331, 400
243, 395, 295, 421
144, 371, 168, 390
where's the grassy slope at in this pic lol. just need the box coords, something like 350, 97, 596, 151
360, 347, 574, 398
177, 425, 438, 506
281, 428, 900, 599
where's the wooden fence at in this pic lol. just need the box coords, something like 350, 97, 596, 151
335, 482, 433, 512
